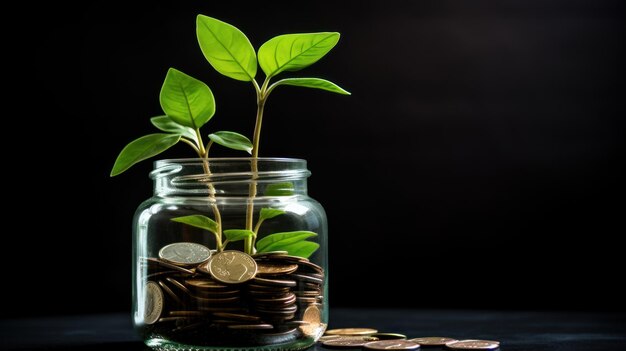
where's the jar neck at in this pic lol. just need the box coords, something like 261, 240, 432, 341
151, 158, 310, 197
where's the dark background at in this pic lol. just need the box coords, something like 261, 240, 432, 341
5, 0, 624, 317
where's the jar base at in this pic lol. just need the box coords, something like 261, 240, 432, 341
145, 335, 318, 351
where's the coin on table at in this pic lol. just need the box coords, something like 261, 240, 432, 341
159, 242, 212, 266
208, 250, 258, 284
325, 328, 378, 336
323, 339, 374, 348
445, 340, 500, 350
144, 281, 164, 325
372, 333, 407, 340
364, 340, 421, 350
410, 337, 457, 346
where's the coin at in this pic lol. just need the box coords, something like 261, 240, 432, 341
372, 333, 407, 340
142, 257, 195, 274
159, 242, 212, 266
364, 340, 421, 350
185, 279, 229, 290
158, 280, 183, 306
296, 260, 324, 274
410, 337, 457, 346
227, 324, 274, 330
257, 262, 299, 275
169, 310, 205, 317
323, 339, 374, 348
252, 277, 297, 287
165, 277, 191, 296
208, 250, 258, 284
144, 281, 164, 325
299, 305, 322, 337
252, 251, 288, 258
290, 273, 323, 285
445, 340, 500, 350
325, 328, 378, 336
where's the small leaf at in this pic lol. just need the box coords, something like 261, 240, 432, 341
272, 78, 350, 95
280, 241, 320, 258
224, 229, 255, 242
256, 231, 317, 253
110, 134, 180, 176
171, 215, 218, 234
264, 182, 295, 196
196, 15, 257, 82
151, 115, 198, 142
258, 32, 340, 78
259, 208, 286, 221
209, 131, 253, 154
160, 68, 216, 129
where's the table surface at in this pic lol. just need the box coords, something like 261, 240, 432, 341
1, 309, 624, 350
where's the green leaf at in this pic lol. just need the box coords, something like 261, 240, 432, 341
258, 32, 340, 77
256, 231, 317, 253
171, 215, 218, 234
150, 115, 198, 143
271, 78, 350, 95
196, 15, 257, 82
224, 229, 255, 242
259, 208, 286, 221
160, 68, 216, 129
209, 131, 253, 154
110, 133, 180, 176
280, 241, 320, 259
264, 182, 295, 196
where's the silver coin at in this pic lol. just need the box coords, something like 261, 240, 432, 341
159, 242, 211, 266
144, 281, 164, 325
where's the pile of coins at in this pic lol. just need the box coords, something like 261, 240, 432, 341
319, 328, 500, 350
139, 242, 325, 346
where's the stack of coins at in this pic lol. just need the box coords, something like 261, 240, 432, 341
139, 244, 326, 346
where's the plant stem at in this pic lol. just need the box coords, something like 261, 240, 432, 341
190, 130, 224, 251
245, 77, 271, 254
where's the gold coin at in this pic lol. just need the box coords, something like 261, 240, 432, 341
300, 305, 322, 337
256, 262, 299, 275
144, 281, 164, 325
445, 340, 500, 350
323, 339, 373, 348
321, 336, 380, 342
372, 333, 407, 340
325, 327, 378, 336
207, 250, 258, 284
364, 340, 421, 350
410, 337, 457, 346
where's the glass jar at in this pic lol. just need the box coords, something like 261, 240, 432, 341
132, 158, 328, 351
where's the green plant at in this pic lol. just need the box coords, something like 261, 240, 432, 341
111, 15, 349, 257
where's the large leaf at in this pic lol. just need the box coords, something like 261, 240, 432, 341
256, 231, 317, 253
271, 78, 350, 95
151, 115, 198, 142
110, 134, 180, 176
224, 229, 255, 242
258, 32, 340, 77
171, 215, 218, 234
160, 68, 216, 129
259, 208, 286, 222
196, 15, 257, 82
280, 241, 320, 259
264, 182, 295, 196
209, 131, 252, 154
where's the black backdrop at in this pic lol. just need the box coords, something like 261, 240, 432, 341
5, 0, 624, 317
